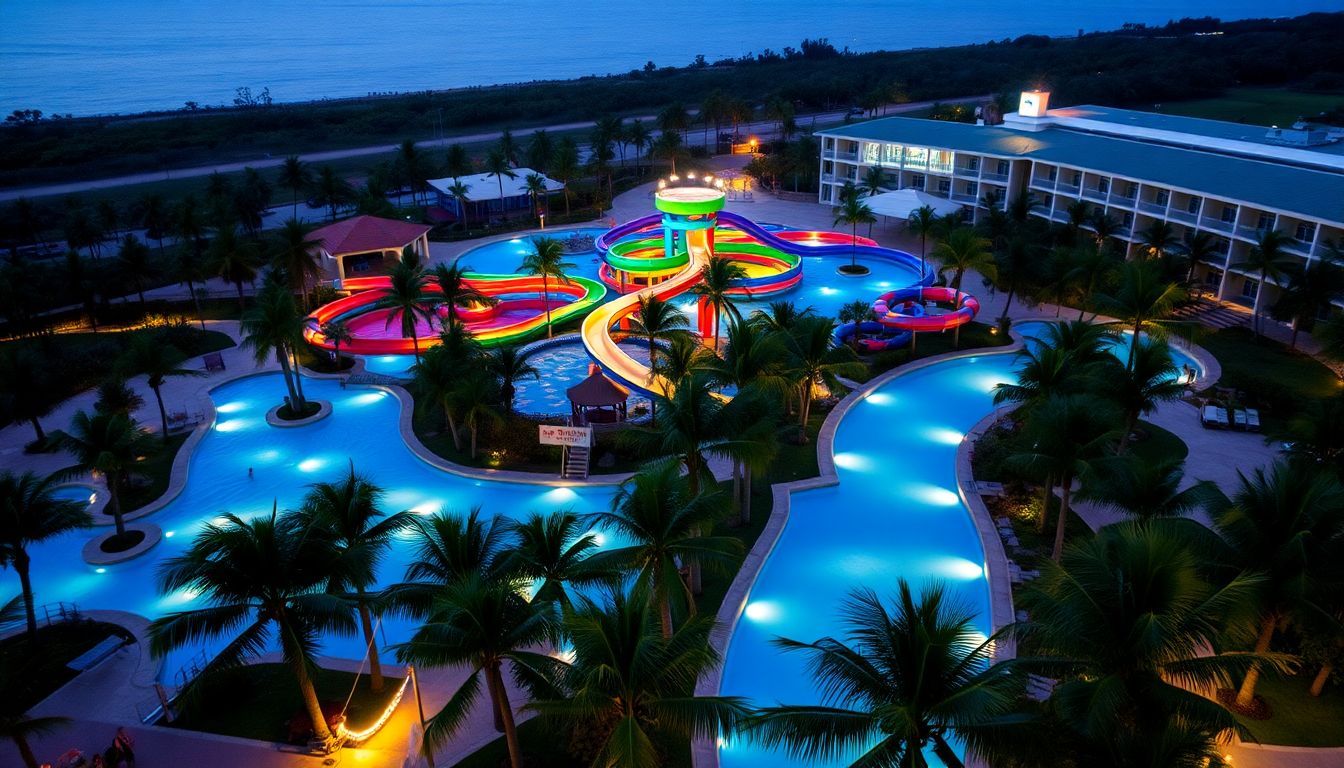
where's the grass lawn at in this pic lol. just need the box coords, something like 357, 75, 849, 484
1232, 673, 1344, 747
1196, 327, 1339, 434
171, 663, 403, 744
0, 619, 135, 714
1160, 87, 1344, 127
115, 431, 189, 513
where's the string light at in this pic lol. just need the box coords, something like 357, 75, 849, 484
334, 673, 412, 744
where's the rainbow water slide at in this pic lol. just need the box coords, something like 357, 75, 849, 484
304, 273, 606, 355
873, 286, 980, 332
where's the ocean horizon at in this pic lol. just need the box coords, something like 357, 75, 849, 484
2, 0, 1341, 117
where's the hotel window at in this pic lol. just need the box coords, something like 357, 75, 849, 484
1155, 190, 1170, 207
1071, 171, 1083, 186
1125, 182, 1138, 199
1221, 206, 1237, 224
929, 149, 953, 174
1241, 278, 1259, 299
1122, 212, 1134, 227
967, 157, 980, 172
996, 160, 1010, 176
863, 142, 881, 164
1047, 166, 1058, 182
1217, 237, 1231, 254
1256, 212, 1275, 232
938, 179, 951, 193
1043, 193, 1053, 207
966, 181, 978, 196
1187, 198, 1201, 215
1097, 178, 1110, 195
903, 146, 929, 170
883, 143, 903, 166
1296, 222, 1316, 242
910, 173, 925, 189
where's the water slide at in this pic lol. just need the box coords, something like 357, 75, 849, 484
580, 227, 715, 397
304, 273, 606, 355
874, 286, 980, 332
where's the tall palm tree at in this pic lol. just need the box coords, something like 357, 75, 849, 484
629, 293, 690, 423
1088, 209, 1121, 250
0, 349, 58, 445
271, 219, 322, 307
516, 236, 575, 338
586, 460, 740, 636
209, 224, 261, 314
318, 319, 352, 364
650, 131, 689, 175
525, 129, 554, 173
118, 334, 205, 442
932, 227, 995, 292
1232, 229, 1294, 337
455, 373, 502, 459
116, 234, 154, 309
1202, 459, 1344, 710
486, 345, 538, 415
751, 300, 816, 333
1271, 244, 1344, 349
241, 280, 308, 409
136, 192, 171, 257
1104, 339, 1186, 454
52, 410, 153, 538
1097, 260, 1186, 371
395, 575, 556, 768
396, 139, 429, 206
277, 156, 311, 218
782, 316, 865, 431
1138, 220, 1183, 274
1, 713, 72, 768
587, 137, 616, 209
505, 511, 603, 609
431, 260, 495, 326
312, 165, 354, 221
861, 165, 887, 198
293, 464, 412, 693
375, 257, 435, 361
412, 341, 472, 451
1183, 230, 1219, 288
1007, 394, 1119, 560
625, 118, 652, 174
149, 509, 354, 741
484, 149, 516, 217
1077, 455, 1218, 520
1063, 243, 1118, 321
1018, 522, 1269, 764
653, 334, 714, 390
905, 204, 939, 281
693, 255, 747, 350
742, 581, 1020, 768
527, 584, 747, 768
444, 180, 472, 226
550, 138, 581, 216
0, 471, 93, 635
93, 378, 144, 418
833, 190, 877, 271
524, 173, 548, 224
706, 316, 790, 398
385, 507, 512, 620
444, 143, 473, 181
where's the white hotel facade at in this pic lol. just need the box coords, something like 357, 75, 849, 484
817, 92, 1344, 312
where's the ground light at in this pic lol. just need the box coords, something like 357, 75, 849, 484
743, 600, 780, 623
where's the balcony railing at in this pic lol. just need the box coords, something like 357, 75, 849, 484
1236, 225, 1274, 242
1136, 201, 1167, 216
1055, 182, 1080, 195
1282, 239, 1311, 257
1199, 217, 1236, 234
1108, 192, 1137, 207
980, 171, 1010, 183
1082, 187, 1108, 202
950, 192, 978, 204
954, 166, 980, 178
1168, 208, 1198, 224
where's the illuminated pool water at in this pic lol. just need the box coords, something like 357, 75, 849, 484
513, 338, 654, 416
1, 375, 620, 679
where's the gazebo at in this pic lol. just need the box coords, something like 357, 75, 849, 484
566, 366, 629, 427
309, 215, 433, 283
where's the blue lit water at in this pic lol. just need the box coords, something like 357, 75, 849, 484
513, 338, 654, 416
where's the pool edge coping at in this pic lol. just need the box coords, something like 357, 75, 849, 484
691, 333, 1026, 768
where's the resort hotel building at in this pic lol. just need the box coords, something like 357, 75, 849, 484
817, 92, 1344, 312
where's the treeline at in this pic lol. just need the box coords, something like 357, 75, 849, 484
5, 12, 1344, 187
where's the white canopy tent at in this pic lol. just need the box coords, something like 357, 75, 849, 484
864, 189, 963, 219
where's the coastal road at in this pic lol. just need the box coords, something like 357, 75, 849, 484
1, 96, 988, 202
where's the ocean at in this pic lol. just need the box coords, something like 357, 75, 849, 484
1, 0, 1340, 117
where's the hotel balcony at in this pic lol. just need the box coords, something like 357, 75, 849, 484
835, 150, 859, 162
1054, 182, 1080, 195
821, 173, 836, 183
950, 192, 978, 204
954, 166, 980, 178
980, 171, 1010, 183
1107, 192, 1137, 208
1168, 208, 1199, 224
1235, 225, 1274, 242
1281, 239, 1312, 257
1136, 200, 1167, 216
1199, 217, 1236, 234
1081, 187, 1108, 202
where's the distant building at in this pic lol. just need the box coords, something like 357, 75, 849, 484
817, 92, 1344, 313
426, 168, 564, 224
308, 214, 431, 283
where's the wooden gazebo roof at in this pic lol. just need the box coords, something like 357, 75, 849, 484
566, 369, 629, 407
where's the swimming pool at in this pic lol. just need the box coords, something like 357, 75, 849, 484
513, 338, 654, 417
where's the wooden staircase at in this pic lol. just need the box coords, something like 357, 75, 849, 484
563, 445, 590, 479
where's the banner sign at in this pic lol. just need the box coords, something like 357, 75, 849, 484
539, 425, 593, 447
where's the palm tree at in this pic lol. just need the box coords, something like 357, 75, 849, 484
527, 584, 747, 768
1181, 230, 1219, 288
991, 347, 1091, 413
396, 139, 429, 206
524, 173, 548, 224
483, 149, 516, 217
1018, 522, 1269, 762
412, 338, 478, 451
625, 118, 652, 174
833, 189, 877, 272
650, 131, 689, 175
444, 180, 472, 226
136, 192, 171, 257
742, 581, 1019, 768
209, 224, 261, 314
174, 238, 209, 330
271, 219, 321, 307
525, 129, 553, 173
905, 204, 939, 280
1233, 229, 1294, 337
1097, 260, 1186, 371
653, 334, 713, 390
394, 508, 511, 599
395, 575, 556, 768
1078, 455, 1218, 520
375, 257, 435, 360
52, 410, 153, 538
1104, 340, 1186, 454
629, 294, 690, 421
505, 511, 603, 608
586, 460, 740, 636
118, 334, 205, 441
0, 349, 58, 445
1281, 394, 1344, 478
751, 300, 816, 333
149, 509, 354, 742
1060, 243, 1118, 321
0, 471, 93, 635
782, 316, 865, 431
444, 143, 473, 181
277, 156, 311, 217
1, 713, 71, 768
455, 373, 502, 459
294, 464, 410, 693
550, 138, 580, 216
319, 319, 352, 364
93, 378, 144, 418
587, 137, 616, 209
1088, 209, 1121, 250
486, 345, 539, 414
861, 165, 887, 198
431, 260, 495, 326
1271, 244, 1344, 349
115, 234, 154, 309
1138, 220, 1183, 273
932, 227, 995, 292
1203, 459, 1344, 710
516, 236, 575, 338
241, 280, 308, 409
312, 165, 355, 221
1007, 394, 1119, 560
693, 255, 747, 351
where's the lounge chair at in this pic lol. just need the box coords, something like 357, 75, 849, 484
1232, 409, 1249, 430
1201, 405, 1228, 429
1245, 408, 1261, 432
202, 352, 226, 372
